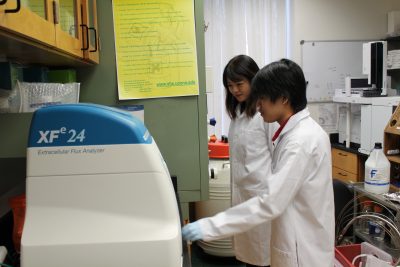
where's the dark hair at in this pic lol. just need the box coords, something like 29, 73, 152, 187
223, 55, 259, 119
251, 58, 307, 113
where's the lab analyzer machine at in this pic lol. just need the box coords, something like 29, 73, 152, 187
21, 104, 183, 267
362, 41, 388, 96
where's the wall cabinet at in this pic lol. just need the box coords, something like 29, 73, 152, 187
0, 0, 99, 65
81, 0, 98, 63
0, 0, 55, 46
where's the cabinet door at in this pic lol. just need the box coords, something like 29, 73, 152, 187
332, 166, 358, 183
81, 0, 98, 63
0, 0, 55, 46
54, 0, 83, 58
332, 148, 358, 174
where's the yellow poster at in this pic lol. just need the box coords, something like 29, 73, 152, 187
112, 0, 199, 99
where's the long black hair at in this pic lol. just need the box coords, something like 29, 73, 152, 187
223, 55, 259, 119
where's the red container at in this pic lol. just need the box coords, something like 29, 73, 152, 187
335, 244, 361, 267
208, 141, 229, 159
8, 194, 26, 253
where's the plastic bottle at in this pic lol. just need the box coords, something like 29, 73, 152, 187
359, 200, 373, 235
364, 142, 391, 194
368, 205, 385, 242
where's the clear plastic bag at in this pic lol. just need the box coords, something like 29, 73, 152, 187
17, 81, 80, 112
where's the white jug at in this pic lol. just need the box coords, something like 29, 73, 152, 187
364, 142, 390, 194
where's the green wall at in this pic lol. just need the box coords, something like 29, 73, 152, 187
77, 0, 208, 203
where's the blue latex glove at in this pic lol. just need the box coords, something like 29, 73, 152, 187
182, 221, 203, 241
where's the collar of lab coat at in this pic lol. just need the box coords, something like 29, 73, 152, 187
235, 105, 246, 119
272, 107, 310, 146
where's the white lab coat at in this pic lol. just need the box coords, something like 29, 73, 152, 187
198, 108, 335, 267
228, 109, 276, 266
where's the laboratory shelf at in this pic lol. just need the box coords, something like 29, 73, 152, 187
332, 95, 400, 105
348, 182, 400, 261
350, 182, 400, 211
387, 155, 400, 164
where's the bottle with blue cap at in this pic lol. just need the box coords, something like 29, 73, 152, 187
364, 142, 391, 194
